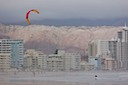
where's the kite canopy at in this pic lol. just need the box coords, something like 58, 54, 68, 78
26, 9, 40, 25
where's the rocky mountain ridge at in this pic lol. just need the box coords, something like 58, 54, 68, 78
0, 24, 122, 55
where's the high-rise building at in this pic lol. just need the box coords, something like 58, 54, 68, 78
88, 40, 117, 59
88, 41, 97, 57
117, 28, 128, 69
0, 39, 24, 69
108, 41, 117, 59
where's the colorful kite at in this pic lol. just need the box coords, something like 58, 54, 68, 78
26, 9, 40, 25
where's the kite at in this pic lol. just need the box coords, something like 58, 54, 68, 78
26, 9, 40, 25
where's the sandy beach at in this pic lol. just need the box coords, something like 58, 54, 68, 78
0, 71, 128, 85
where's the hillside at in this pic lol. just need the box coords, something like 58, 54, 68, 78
0, 24, 122, 55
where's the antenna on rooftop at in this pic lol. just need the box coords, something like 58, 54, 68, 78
122, 22, 127, 29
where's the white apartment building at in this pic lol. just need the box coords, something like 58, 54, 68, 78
0, 39, 24, 70
117, 28, 128, 69
47, 50, 81, 71
97, 40, 109, 57
64, 52, 81, 71
0, 54, 11, 71
24, 49, 81, 71
24, 49, 47, 70
47, 54, 63, 71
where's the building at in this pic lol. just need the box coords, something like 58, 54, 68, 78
88, 40, 117, 58
97, 40, 109, 57
88, 57, 102, 70
47, 50, 81, 71
0, 39, 24, 69
0, 54, 11, 71
24, 49, 47, 70
47, 54, 63, 71
80, 61, 94, 71
64, 52, 81, 71
88, 42, 97, 57
116, 42, 128, 69
88, 40, 118, 70
117, 28, 128, 70
24, 49, 81, 71
103, 57, 117, 70
108, 41, 117, 59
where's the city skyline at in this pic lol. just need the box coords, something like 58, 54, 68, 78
0, 26, 128, 71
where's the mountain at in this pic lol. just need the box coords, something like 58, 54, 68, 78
0, 24, 122, 55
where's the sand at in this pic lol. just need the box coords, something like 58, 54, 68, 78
0, 71, 128, 85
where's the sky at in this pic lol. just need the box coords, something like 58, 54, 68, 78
0, 0, 128, 25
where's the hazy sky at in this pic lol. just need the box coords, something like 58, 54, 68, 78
0, 0, 128, 24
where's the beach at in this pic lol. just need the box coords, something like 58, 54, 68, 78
0, 71, 128, 85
